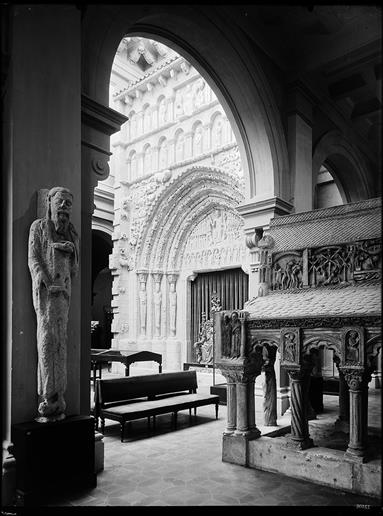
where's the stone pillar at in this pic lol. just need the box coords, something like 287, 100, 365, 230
237, 197, 293, 300
224, 381, 237, 434
263, 345, 277, 426
287, 81, 316, 212
287, 369, 314, 449
342, 369, 369, 462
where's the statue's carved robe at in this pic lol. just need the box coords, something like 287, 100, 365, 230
28, 218, 79, 411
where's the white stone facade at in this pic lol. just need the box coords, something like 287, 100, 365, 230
104, 38, 250, 371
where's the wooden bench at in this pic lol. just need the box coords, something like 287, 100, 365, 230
94, 370, 220, 442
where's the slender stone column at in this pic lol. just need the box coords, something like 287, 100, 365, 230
287, 370, 314, 449
235, 382, 249, 434
263, 345, 277, 426
343, 370, 369, 461
337, 368, 350, 423
224, 381, 237, 434
247, 381, 260, 436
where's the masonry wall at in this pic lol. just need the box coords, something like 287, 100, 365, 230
10, 5, 81, 423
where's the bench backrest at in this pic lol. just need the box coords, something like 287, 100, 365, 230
95, 370, 198, 410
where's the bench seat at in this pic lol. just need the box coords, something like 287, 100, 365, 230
95, 370, 219, 441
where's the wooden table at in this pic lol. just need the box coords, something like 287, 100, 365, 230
91, 349, 162, 388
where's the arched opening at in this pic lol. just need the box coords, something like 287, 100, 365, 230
102, 35, 254, 375
312, 130, 373, 205
314, 163, 344, 209
91, 230, 113, 350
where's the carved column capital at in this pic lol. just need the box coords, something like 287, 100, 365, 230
167, 271, 179, 284
340, 368, 370, 390
216, 363, 256, 384
137, 269, 149, 283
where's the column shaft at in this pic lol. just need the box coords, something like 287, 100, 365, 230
224, 382, 237, 434
346, 385, 368, 460
288, 372, 313, 449
235, 382, 248, 434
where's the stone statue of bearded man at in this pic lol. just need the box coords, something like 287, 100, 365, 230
28, 187, 79, 423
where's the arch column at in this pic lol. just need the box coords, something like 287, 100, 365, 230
81, 94, 128, 413
341, 369, 369, 462
286, 368, 314, 449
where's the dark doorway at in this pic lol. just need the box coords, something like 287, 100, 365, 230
189, 268, 248, 361
91, 230, 113, 349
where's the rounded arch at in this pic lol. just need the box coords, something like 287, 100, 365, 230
312, 130, 373, 204
303, 336, 341, 360
82, 5, 290, 200
136, 166, 244, 270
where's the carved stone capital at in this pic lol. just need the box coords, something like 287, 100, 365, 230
137, 269, 148, 284
216, 363, 258, 384
339, 367, 370, 390
287, 368, 310, 382
167, 271, 179, 284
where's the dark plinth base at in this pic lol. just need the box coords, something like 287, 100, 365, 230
210, 383, 227, 405
12, 415, 96, 506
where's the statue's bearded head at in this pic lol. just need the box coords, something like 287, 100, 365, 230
48, 187, 73, 236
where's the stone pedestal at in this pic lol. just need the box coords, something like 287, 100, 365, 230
12, 415, 96, 506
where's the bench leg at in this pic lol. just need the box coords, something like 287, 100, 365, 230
194, 407, 197, 416
189, 408, 192, 417
120, 422, 125, 442
101, 418, 105, 435
215, 403, 219, 419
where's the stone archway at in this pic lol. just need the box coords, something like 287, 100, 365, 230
312, 130, 373, 203
82, 4, 289, 203
110, 165, 248, 370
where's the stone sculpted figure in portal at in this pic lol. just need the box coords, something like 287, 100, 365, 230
28, 187, 79, 422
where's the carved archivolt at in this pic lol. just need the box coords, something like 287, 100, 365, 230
123, 166, 244, 271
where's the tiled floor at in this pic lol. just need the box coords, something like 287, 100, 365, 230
42, 372, 381, 508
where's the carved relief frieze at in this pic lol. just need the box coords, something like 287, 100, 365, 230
271, 251, 303, 291
215, 145, 243, 180
308, 239, 381, 287
247, 315, 380, 330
